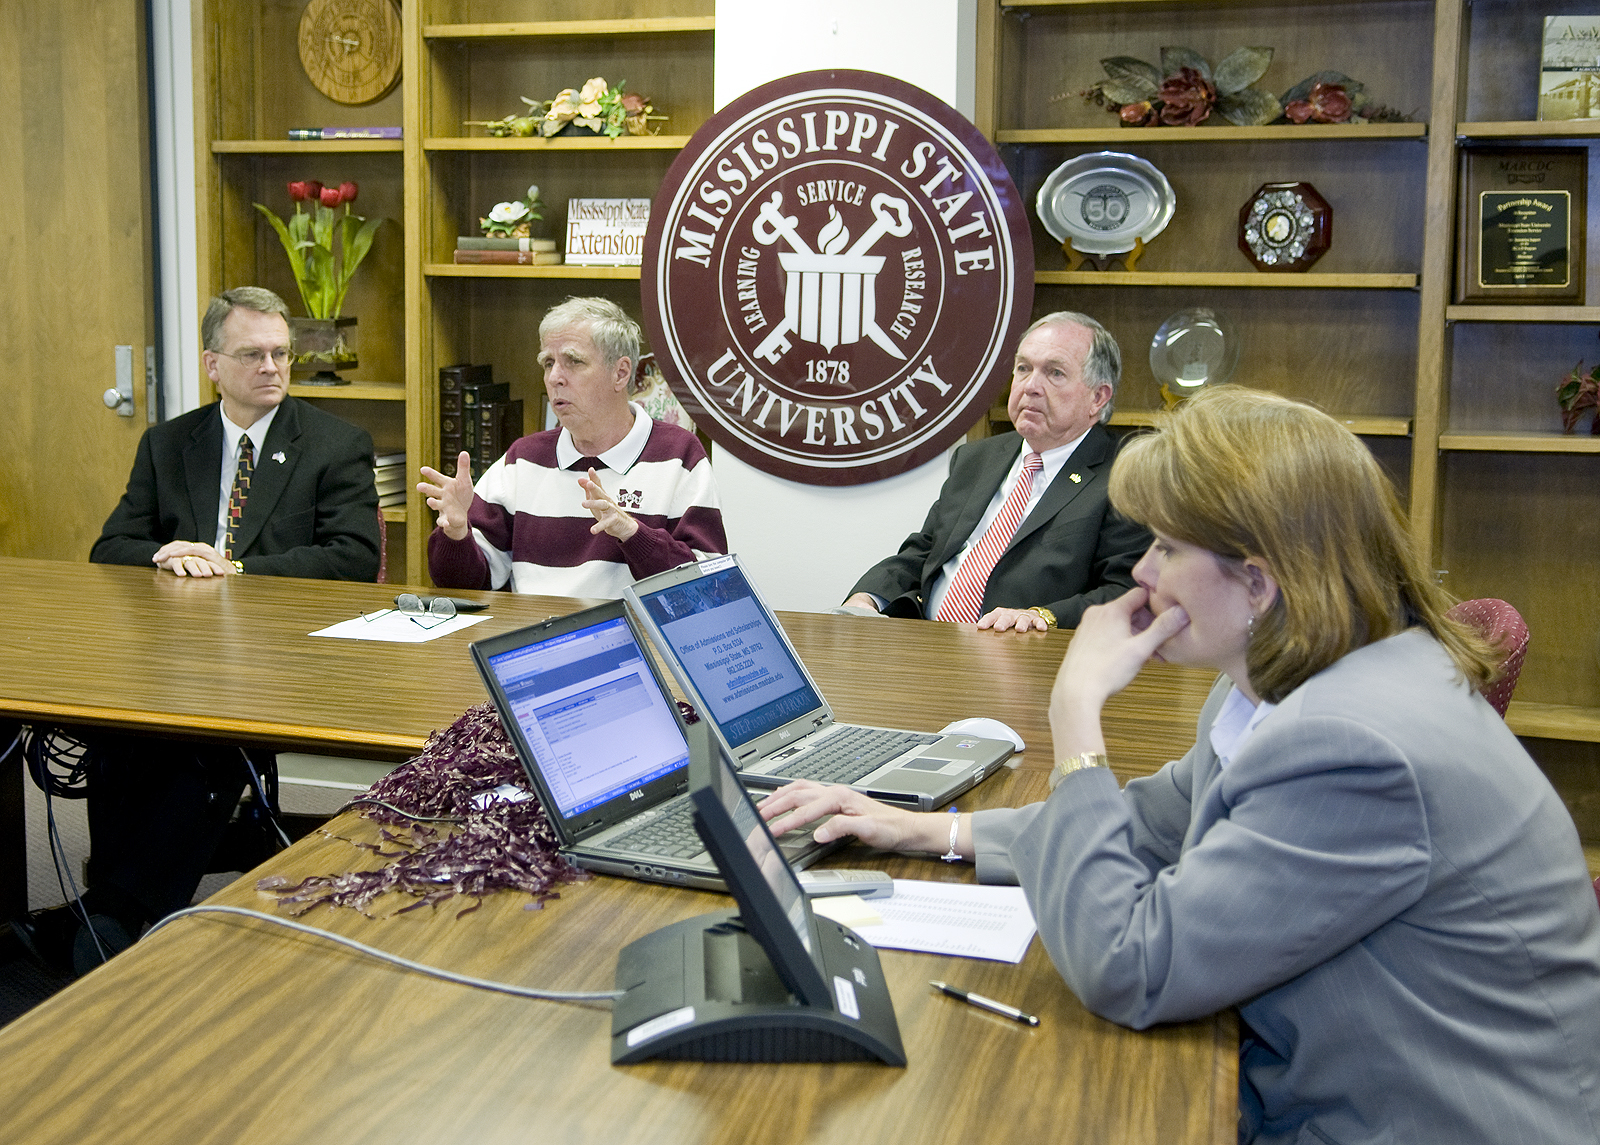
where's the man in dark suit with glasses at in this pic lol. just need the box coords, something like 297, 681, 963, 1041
91, 285, 380, 580
13, 287, 379, 977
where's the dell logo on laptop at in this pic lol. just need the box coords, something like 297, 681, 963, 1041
629, 789, 644, 801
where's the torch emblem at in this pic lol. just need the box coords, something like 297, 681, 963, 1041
750, 190, 914, 364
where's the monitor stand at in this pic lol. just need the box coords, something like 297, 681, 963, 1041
610, 909, 905, 1065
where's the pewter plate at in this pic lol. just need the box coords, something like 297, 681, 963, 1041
1036, 152, 1176, 255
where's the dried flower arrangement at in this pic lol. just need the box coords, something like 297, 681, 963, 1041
465, 77, 665, 139
1078, 49, 1411, 127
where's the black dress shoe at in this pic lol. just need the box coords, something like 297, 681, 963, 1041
10, 905, 82, 976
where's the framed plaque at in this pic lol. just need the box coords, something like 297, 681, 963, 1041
1455, 148, 1586, 304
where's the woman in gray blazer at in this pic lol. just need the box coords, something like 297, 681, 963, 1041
762, 387, 1600, 1145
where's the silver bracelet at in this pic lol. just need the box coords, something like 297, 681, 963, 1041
940, 807, 962, 863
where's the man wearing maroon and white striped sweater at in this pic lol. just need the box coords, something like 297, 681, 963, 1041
420, 298, 726, 597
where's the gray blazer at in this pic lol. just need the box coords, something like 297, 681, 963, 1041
974, 630, 1600, 1144
850, 427, 1149, 628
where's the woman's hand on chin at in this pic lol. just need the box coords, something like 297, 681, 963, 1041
1057, 589, 1191, 710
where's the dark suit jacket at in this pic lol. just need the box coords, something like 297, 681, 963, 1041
850, 426, 1149, 628
91, 396, 381, 581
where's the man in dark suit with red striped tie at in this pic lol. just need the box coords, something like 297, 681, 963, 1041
845, 312, 1150, 633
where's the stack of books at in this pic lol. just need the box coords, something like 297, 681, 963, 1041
452, 236, 560, 265
373, 452, 407, 508
439, 364, 525, 481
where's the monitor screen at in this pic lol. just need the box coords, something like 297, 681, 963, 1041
687, 719, 832, 1008
635, 563, 822, 749
484, 613, 688, 819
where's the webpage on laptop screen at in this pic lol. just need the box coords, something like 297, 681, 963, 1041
640, 568, 821, 748
487, 618, 688, 817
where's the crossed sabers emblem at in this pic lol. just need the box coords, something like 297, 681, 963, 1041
751, 191, 913, 364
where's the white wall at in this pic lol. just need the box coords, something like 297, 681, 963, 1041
151, 0, 201, 415
712, 0, 978, 612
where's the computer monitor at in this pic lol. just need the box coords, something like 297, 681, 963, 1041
686, 718, 832, 1008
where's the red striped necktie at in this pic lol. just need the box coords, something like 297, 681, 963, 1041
934, 451, 1043, 623
224, 435, 253, 559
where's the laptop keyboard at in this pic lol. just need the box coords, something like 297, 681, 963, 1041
609, 798, 705, 859
776, 726, 943, 784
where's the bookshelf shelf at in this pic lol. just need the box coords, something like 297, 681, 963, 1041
425, 135, 691, 151
1446, 305, 1600, 323
1034, 271, 1419, 289
1457, 120, 1600, 140
288, 382, 406, 401
997, 123, 1425, 144
424, 263, 642, 279
423, 17, 714, 39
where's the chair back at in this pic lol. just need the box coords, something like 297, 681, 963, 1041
376, 509, 388, 585
1444, 598, 1528, 718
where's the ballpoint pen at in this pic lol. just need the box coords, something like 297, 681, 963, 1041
930, 980, 1040, 1026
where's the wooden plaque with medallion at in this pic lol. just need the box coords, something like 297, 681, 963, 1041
1455, 147, 1587, 304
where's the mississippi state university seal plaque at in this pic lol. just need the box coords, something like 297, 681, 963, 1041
642, 70, 1033, 485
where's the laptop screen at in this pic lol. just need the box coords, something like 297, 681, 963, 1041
634, 563, 822, 750
483, 614, 689, 819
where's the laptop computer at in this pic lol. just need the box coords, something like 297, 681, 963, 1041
469, 599, 838, 892
624, 554, 1014, 811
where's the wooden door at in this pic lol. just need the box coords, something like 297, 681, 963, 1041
0, 0, 156, 561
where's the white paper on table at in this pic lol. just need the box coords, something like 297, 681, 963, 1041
308, 609, 492, 643
810, 894, 883, 930
846, 879, 1038, 963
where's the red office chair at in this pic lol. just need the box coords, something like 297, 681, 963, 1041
1444, 598, 1528, 718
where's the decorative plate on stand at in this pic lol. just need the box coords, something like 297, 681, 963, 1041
1037, 152, 1175, 270
1150, 308, 1240, 406
1238, 182, 1331, 272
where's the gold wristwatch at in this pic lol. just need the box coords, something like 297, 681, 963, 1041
1050, 751, 1108, 790
231, 560, 245, 574
1025, 606, 1057, 629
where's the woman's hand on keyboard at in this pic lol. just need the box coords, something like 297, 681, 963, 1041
757, 780, 950, 854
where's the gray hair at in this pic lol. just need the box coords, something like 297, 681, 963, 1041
539, 297, 640, 369
1023, 310, 1120, 423
202, 287, 291, 351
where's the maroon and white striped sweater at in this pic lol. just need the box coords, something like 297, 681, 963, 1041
428, 407, 726, 597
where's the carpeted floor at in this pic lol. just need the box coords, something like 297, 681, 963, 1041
0, 925, 74, 1028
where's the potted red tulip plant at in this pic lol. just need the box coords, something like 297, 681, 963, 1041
254, 180, 383, 382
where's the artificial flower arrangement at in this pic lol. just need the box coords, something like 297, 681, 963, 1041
465, 77, 664, 139
1079, 48, 1410, 128
1558, 360, 1600, 434
253, 181, 383, 319
481, 184, 544, 238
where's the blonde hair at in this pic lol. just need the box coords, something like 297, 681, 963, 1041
1109, 386, 1496, 703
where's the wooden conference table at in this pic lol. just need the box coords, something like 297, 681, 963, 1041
0, 557, 1232, 1145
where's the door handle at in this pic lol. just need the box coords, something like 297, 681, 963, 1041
103, 345, 135, 417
